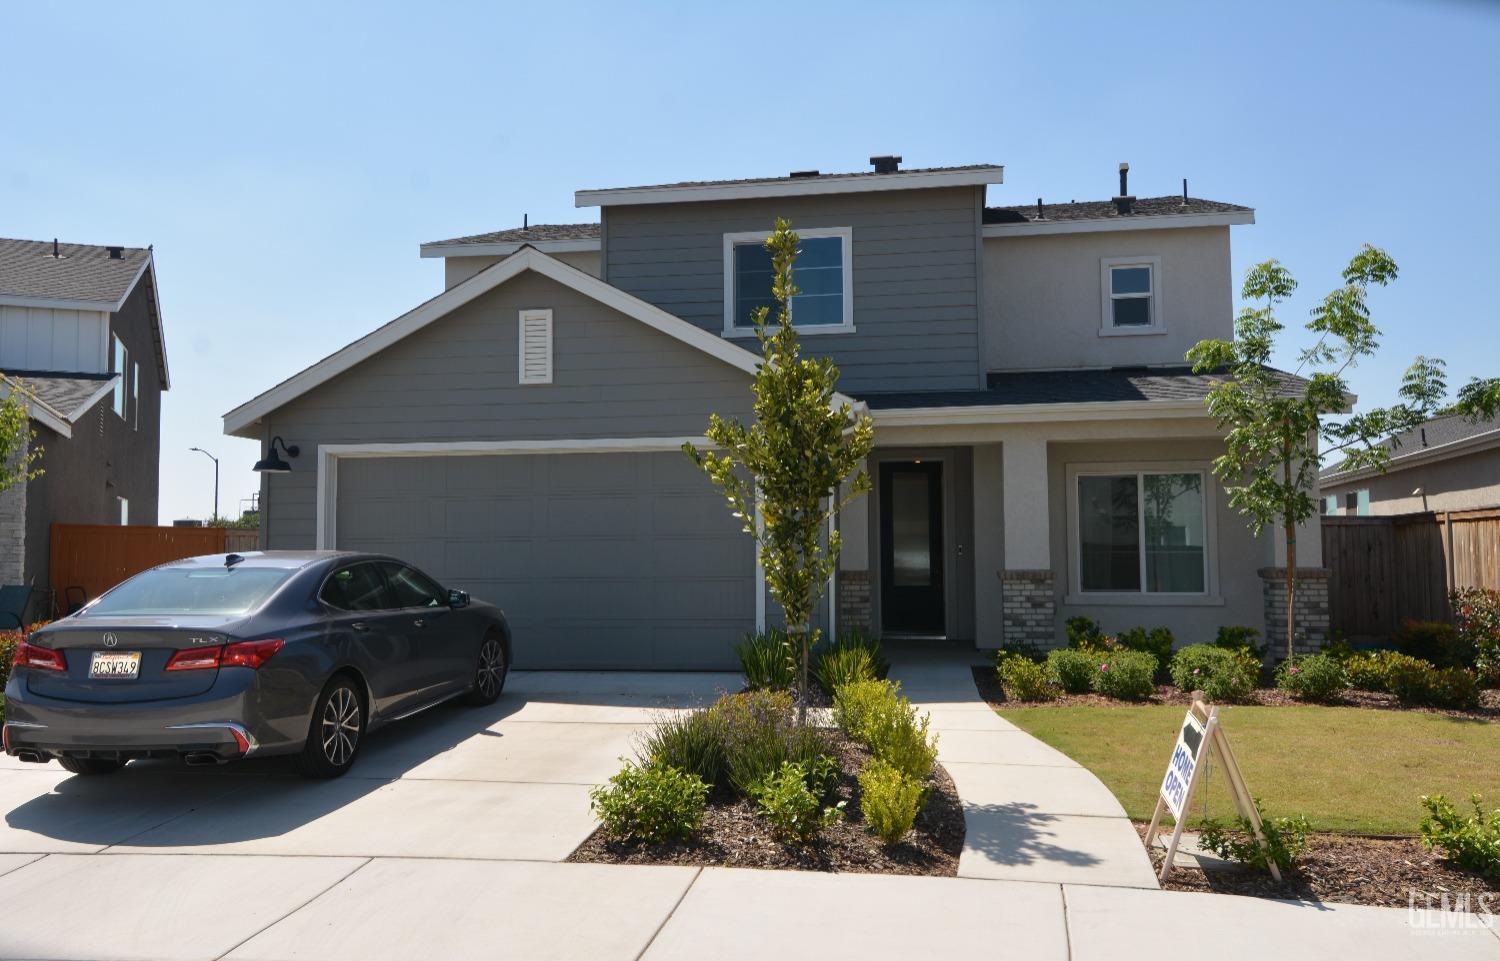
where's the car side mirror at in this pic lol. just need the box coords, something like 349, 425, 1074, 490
448, 589, 470, 609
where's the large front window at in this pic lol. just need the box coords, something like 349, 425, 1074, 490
724, 227, 852, 333
1077, 471, 1207, 594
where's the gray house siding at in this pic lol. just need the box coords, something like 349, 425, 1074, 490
602, 187, 983, 394
258, 269, 754, 550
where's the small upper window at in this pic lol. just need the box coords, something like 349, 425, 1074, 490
724, 228, 852, 334
131, 363, 140, 430
1101, 257, 1161, 333
112, 335, 127, 417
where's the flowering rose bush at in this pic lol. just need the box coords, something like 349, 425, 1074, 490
1452, 588, 1500, 689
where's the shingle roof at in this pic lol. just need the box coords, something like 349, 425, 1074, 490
984, 196, 1252, 225
1319, 413, 1500, 479
11, 372, 115, 419
0, 238, 150, 305
592, 164, 1002, 193
861, 366, 1308, 410
422, 223, 601, 248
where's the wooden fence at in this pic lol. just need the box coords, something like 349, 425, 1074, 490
49, 524, 262, 611
1322, 508, 1500, 642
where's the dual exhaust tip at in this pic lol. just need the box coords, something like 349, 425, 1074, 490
12, 750, 228, 767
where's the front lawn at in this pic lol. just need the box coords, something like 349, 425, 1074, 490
999, 703, 1500, 835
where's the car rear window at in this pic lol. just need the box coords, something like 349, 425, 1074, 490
84, 567, 296, 616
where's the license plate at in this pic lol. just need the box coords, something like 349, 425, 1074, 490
89, 651, 141, 680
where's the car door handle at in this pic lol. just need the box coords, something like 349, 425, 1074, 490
351, 622, 370, 632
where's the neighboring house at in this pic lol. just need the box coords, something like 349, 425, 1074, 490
225, 157, 1321, 669
1320, 413, 1500, 516
0, 239, 168, 611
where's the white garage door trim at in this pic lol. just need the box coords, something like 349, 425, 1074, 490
315, 436, 796, 632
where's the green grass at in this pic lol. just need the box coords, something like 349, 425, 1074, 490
999, 703, 1500, 835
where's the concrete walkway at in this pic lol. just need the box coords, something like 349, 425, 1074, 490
0, 668, 1495, 960
888, 643, 1160, 888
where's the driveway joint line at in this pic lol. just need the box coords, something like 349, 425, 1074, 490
96, 776, 271, 854
633, 865, 702, 961
0, 853, 46, 880
211, 856, 373, 961
1059, 884, 1074, 961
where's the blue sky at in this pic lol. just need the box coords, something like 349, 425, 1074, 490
3, 1, 1497, 522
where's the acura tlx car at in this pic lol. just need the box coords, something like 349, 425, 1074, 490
2, 551, 511, 778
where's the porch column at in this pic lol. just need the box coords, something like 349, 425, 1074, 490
1001, 436, 1056, 648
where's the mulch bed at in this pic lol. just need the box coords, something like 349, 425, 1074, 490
1136, 823, 1500, 908
972, 665, 1500, 720
567, 731, 965, 876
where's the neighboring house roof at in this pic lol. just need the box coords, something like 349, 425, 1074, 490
420, 223, 601, 258
982, 196, 1254, 237
0, 371, 118, 440
0, 238, 170, 389
223, 245, 780, 438
575, 164, 1004, 207
1319, 413, 1500, 485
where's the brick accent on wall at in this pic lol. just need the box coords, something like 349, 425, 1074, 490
0, 471, 26, 586
838, 570, 872, 635
1258, 567, 1331, 655
1001, 568, 1055, 648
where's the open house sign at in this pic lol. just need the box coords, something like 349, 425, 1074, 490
1160, 712, 1205, 819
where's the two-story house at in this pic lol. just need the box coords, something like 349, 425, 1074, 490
224, 158, 1321, 669
0, 238, 169, 614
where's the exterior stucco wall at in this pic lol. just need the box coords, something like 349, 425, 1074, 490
1322, 445, 1500, 515
1045, 436, 1268, 647
257, 269, 754, 550
443, 250, 601, 288
983, 226, 1234, 371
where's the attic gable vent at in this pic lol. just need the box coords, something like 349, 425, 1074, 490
518, 309, 553, 385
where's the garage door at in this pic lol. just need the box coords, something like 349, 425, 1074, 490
332, 451, 755, 669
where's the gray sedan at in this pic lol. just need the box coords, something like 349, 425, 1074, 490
2, 551, 512, 778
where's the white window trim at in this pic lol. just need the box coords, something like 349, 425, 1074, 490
1099, 256, 1164, 337
112, 335, 128, 418
722, 226, 854, 337
517, 308, 553, 385
131, 362, 140, 430
1065, 461, 1219, 605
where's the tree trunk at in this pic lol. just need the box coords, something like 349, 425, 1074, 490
1285, 521, 1297, 662
794, 623, 810, 727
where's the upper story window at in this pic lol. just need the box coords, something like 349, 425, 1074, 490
131, 362, 140, 430
1100, 256, 1163, 335
722, 227, 853, 335
112, 335, 128, 417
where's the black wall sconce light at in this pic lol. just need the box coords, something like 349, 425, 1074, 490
253, 436, 300, 474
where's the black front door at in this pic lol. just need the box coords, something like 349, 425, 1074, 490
879, 461, 945, 635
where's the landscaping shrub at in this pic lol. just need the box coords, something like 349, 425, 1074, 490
812, 646, 876, 696
1342, 649, 1410, 692
998, 654, 1059, 702
638, 706, 729, 789
710, 690, 829, 794
753, 760, 845, 842
1092, 649, 1156, 700
1215, 625, 1267, 661
1198, 803, 1311, 872
816, 629, 889, 680
1419, 793, 1500, 877
1045, 648, 1098, 694
1395, 619, 1474, 670
736, 630, 796, 690
1422, 666, 1482, 710
589, 760, 710, 843
858, 759, 927, 845
832, 678, 901, 742
1168, 645, 1257, 703
1275, 653, 1347, 703
0, 629, 19, 693
992, 641, 1046, 664
1452, 587, 1500, 688
862, 695, 939, 780
1116, 626, 1174, 674
1065, 615, 1105, 649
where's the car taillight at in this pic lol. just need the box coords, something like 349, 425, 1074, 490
14, 641, 67, 672
222, 638, 284, 669
165, 639, 284, 672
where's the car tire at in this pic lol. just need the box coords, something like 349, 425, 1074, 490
464, 633, 508, 706
57, 757, 126, 776
294, 676, 365, 779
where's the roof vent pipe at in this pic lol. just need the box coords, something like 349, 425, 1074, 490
1113, 162, 1135, 215
1181, 178, 1189, 205
52, 238, 59, 258
1035, 197, 1045, 221
789, 169, 820, 179
869, 155, 902, 174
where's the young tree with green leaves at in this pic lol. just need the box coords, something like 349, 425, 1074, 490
1187, 246, 1449, 660
685, 219, 874, 721
0, 377, 44, 494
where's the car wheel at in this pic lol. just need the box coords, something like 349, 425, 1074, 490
465, 634, 507, 705
295, 676, 365, 779
58, 757, 126, 776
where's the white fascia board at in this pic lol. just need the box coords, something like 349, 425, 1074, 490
222, 246, 787, 438
576, 166, 1003, 208
1320, 426, 1500, 486
983, 210, 1254, 239
870, 399, 1209, 428
0, 377, 72, 438
419, 238, 601, 259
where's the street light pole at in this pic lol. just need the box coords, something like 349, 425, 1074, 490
189, 447, 220, 521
